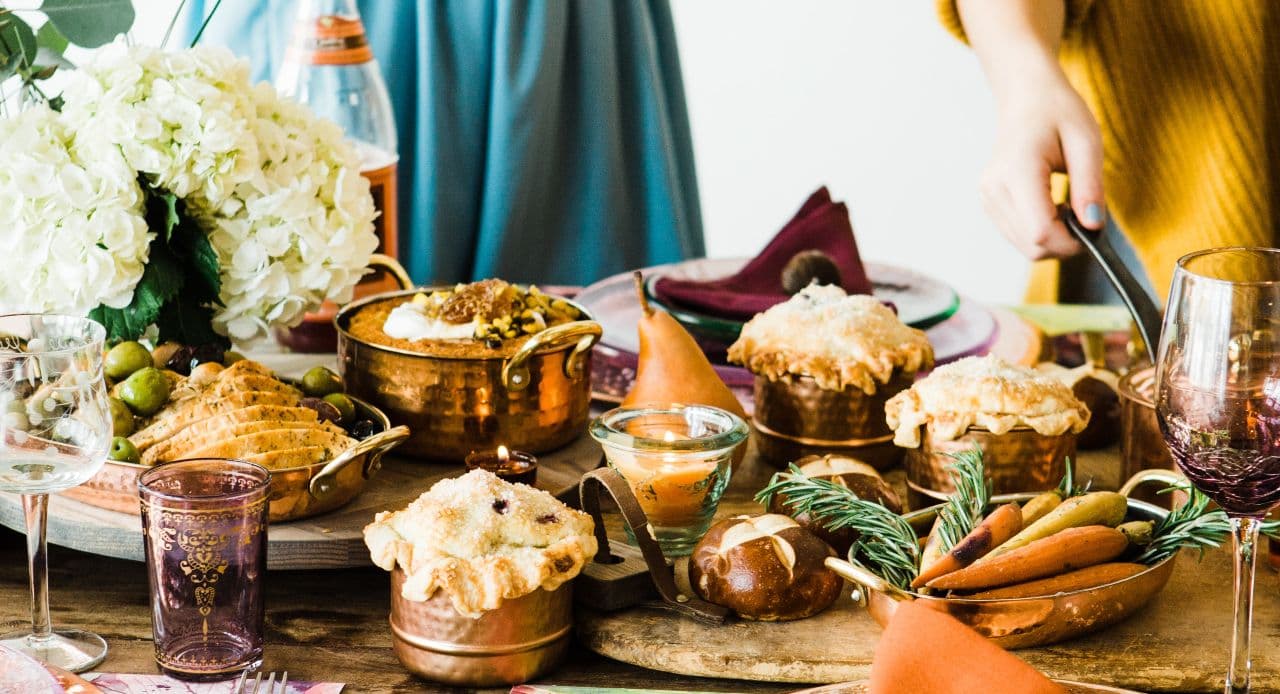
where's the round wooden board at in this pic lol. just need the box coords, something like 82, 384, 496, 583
0, 432, 601, 571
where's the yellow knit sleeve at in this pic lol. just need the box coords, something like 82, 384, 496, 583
935, 0, 1097, 44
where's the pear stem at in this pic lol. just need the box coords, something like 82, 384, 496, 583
633, 271, 653, 317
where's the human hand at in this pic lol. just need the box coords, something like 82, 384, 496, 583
979, 67, 1105, 260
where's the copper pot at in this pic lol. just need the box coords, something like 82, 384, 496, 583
388, 568, 572, 686
1119, 366, 1174, 482
62, 398, 408, 523
752, 373, 913, 471
335, 277, 602, 461
903, 426, 1073, 509
825, 474, 1178, 649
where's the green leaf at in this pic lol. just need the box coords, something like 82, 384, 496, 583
0, 14, 37, 70
156, 192, 222, 305
40, 0, 136, 49
89, 242, 183, 342
155, 296, 228, 349
35, 19, 67, 54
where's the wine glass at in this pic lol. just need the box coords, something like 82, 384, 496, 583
1155, 248, 1280, 693
0, 314, 112, 673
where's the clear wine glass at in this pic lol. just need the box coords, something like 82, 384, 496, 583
0, 314, 111, 673
1155, 248, 1280, 693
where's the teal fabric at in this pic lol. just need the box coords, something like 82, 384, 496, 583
184, 0, 704, 286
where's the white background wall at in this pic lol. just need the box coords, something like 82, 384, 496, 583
131, 1, 1026, 305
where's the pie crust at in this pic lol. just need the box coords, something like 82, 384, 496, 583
363, 469, 597, 618
885, 355, 1091, 447
727, 284, 933, 394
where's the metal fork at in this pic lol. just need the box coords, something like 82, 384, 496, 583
232, 670, 289, 694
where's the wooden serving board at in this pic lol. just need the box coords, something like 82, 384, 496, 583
576, 447, 1280, 691
0, 432, 602, 571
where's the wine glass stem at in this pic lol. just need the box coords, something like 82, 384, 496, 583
1227, 515, 1261, 694
23, 493, 51, 643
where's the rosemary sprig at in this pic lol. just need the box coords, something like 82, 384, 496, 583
1137, 485, 1280, 565
935, 447, 991, 552
1056, 457, 1091, 497
757, 466, 920, 589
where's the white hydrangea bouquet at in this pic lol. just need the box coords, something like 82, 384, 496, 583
0, 4, 378, 346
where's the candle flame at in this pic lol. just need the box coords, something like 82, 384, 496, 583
497, 445, 509, 462
662, 431, 677, 443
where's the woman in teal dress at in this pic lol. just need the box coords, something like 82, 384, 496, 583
184, 0, 705, 286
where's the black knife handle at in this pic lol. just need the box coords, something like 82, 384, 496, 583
1059, 206, 1162, 363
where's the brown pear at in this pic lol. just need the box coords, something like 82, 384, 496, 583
623, 273, 748, 454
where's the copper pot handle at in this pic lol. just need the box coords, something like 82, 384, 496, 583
502, 320, 603, 392
367, 253, 414, 290
824, 556, 914, 604
1119, 468, 1186, 498
309, 425, 411, 500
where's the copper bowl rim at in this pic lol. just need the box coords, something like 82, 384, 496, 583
333, 287, 599, 362
887, 492, 1172, 604
103, 394, 392, 475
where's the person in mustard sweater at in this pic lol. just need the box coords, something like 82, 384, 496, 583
939, 1, 1279, 304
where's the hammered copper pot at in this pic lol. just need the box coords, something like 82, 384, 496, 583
825, 482, 1177, 650
1119, 366, 1174, 482
903, 426, 1073, 509
752, 372, 913, 471
336, 289, 602, 461
388, 568, 573, 686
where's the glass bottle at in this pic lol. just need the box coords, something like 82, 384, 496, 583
275, 0, 400, 351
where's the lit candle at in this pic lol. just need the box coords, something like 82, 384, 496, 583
590, 405, 749, 557
465, 445, 538, 486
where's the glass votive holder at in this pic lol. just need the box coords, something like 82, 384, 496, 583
138, 458, 270, 681
464, 445, 538, 486
589, 404, 748, 557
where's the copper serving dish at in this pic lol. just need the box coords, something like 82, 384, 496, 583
334, 262, 602, 461
63, 397, 409, 523
752, 373, 913, 471
825, 470, 1180, 649
388, 567, 573, 686
1118, 366, 1173, 484
903, 426, 1074, 509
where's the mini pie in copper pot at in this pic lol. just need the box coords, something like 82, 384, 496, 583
766, 454, 901, 556
689, 514, 842, 621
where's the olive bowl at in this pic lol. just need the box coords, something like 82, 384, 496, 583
63, 396, 408, 523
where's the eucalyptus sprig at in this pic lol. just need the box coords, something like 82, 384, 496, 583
757, 466, 920, 589
935, 447, 991, 552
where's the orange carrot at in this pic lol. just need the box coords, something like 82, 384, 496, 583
925, 525, 1128, 591
961, 562, 1148, 600
911, 503, 1023, 589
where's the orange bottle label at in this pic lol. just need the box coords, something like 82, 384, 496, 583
292, 15, 373, 66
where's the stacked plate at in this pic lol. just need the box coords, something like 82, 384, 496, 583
578, 258, 999, 411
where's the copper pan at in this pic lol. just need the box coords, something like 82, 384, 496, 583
335, 257, 602, 461
62, 397, 408, 523
824, 469, 1181, 649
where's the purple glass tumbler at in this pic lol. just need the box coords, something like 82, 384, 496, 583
138, 459, 269, 681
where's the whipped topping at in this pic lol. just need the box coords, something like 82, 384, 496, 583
382, 302, 476, 341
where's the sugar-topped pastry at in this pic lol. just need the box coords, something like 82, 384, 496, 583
727, 284, 933, 394
885, 355, 1091, 448
363, 469, 597, 617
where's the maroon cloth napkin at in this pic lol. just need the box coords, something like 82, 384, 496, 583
653, 187, 873, 321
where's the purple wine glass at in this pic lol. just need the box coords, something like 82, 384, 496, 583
138, 458, 270, 681
1156, 247, 1280, 693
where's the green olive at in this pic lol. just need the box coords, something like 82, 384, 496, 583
104, 341, 152, 381
301, 366, 343, 397
118, 367, 171, 416
322, 392, 356, 425
109, 436, 140, 464
108, 397, 135, 437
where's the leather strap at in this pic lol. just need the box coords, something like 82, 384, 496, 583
579, 468, 731, 624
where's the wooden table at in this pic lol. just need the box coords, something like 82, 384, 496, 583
0, 445, 1226, 693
